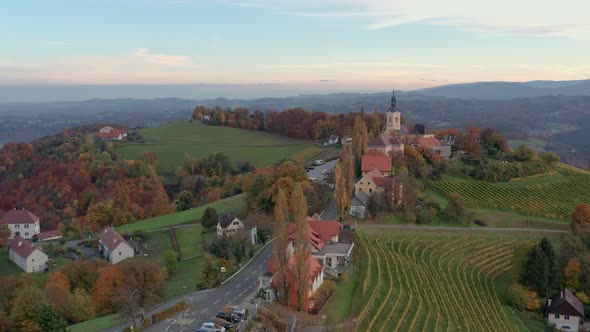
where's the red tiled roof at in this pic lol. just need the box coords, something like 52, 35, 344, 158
287, 223, 324, 251
1, 209, 39, 224
373, 176, 394, 188
8, 235, 41, 258
414, 137, 442, 149
368, 135, 388, 147
98, 227, 130, 252
97, 129, 127, 139
37, 230, 61, 241
306, 218, 341, 243
361, 155, 392, 173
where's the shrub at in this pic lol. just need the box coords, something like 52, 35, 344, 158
152, 301, 185, 324
506, 283, 540, 311
474, 219, 487, 227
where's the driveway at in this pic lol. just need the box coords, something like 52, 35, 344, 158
306, 159, 338, 182
146, 243, 274, 331
320, 199, 338, 221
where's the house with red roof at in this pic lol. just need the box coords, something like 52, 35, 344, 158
411, 136, 452, 159
8, 235, 48, 273
367, 134, 404, 156
98, 227, 134, 264
361, 155, 392, 176
36, 230, 62, 242
96, 126, 127, 141
1, 209, 41, 239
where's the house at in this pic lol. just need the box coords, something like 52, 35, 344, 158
354, 169, 394, 197
1, 209, 41, 239
96, 126, 127, 140
201, 115, 211, 122
324, 135, 339, 146
411, 136, 452, 159
8, 235, 48, 273
546, 288, 585, 331
216, 214, 245, 238
35, 230, 62, 242
266, 253, 324, 312
367, 134, 404, 156
361, 155, 392, 176
98, 227, 134, 264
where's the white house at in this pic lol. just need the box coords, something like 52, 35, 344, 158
99, 126, 114, 133
547, 288, 585, 331
98, 227, 134, 264
324, 135, 339, 146
8, 235, 48, 273
1, 209, 41, 239
216, 214, 245, 238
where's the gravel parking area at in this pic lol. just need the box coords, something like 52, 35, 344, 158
306, 159, 339, 182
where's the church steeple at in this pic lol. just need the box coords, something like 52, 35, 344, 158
386, 89, 401, 133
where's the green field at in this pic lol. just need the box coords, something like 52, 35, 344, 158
116, 121, 325, 175
434, 164, 590, 220
116, 193, 247, 233
0, 248, 25, 277
67, 314, 124, 332
356, 232, 528, 332
175, 225, 214, 261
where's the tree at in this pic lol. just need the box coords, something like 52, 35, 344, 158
91, 265, 124, 315
273, 188, 290, 306
38, 304, 67, 332
175, 191, 194, 212
333, 163, 348, 221
521, 238, 560, 297
540, 152, 560, 166
352, 115, 368, 162
201, 207, 218, 231
9, 285, 45, 331
0, 224, 10, 248
164, 250, 178, 275
198, 254, 221, 289
112, 285, 142, 328
514, 145, 538, 161
44, 271, 71, 316
571, 204, 590, 232
445, 193, 467, 223
489, 132, 509, 155
143, 151, 158, 173
291, 184, 310, 311
86, 201, 114, 228
66, 288, 92, 323
454, 135, 481, 156
564, 257, 581, 289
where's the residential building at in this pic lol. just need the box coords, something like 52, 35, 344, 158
1, 209, 41, 239
98, 227, 134, 264
8, 235, 48, 273
97, 126, 127, 140
216, 214, 245, 238
325, 135, 339, 146
36, 230, 62, 242
354, 169, 394, 197
411, 136, 452, 159
547, 288, 584, 331
367, 134, 404, 156
361, 155, 392, 176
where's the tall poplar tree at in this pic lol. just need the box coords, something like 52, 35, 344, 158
272, 189, 290, 306
291, 184, 310, 311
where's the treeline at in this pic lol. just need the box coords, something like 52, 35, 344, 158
192, 105, 384, 140
0, 259, 164, 330
0, 131, 172, 234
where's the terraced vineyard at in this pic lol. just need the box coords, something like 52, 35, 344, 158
356, 234, 524, 332
434, 163, 590, 219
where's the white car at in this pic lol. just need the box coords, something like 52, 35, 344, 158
313, 159, 325, 166
201, 322, 225, 332
228, 305, 246, 317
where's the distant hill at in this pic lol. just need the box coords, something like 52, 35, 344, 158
412, 79, 590, 100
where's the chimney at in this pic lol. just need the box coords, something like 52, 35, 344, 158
18, 241, 22, 247
561, 290, 564, 299
548, 299, 552, 307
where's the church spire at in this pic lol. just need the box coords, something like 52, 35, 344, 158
388, 89, 397, 113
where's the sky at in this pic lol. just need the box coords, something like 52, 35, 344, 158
1, 0, 590, 94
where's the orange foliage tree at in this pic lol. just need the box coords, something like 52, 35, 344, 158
91, 265, 124, 315
44, 271, 71, 316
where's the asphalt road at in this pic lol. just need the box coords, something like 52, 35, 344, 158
148, 243, 274, 331
306, 159, 338, 182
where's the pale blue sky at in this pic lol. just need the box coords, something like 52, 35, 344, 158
1, 0, 589, 90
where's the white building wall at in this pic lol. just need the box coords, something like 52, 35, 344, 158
6, 221, 40, 239
110, 243, 134, 264
9, 248, 47, 273
548, 314, 582, 331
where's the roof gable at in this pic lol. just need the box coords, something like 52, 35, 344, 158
306, 218, 341, 243
98, 227, 131, 252
9, 235, 41, 258
2, 209, 39, 224
361, 155, 392, 173
548, 288, 584, 317
414, 137, 442, 149
218, 213, 239, 229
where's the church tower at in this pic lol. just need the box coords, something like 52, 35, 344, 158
386, 89, 401, 133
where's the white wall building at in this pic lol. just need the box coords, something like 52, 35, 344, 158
8, 235, 48, 273
1, 209, 41, 239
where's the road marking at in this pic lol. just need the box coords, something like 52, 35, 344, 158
251, 271, 256, 275
188, 319, 195, 325
245, 276, 249, 281
225, 291, 232, 296
213, 299, 220, 304
201, 308, 208, 314
235, 283, 241, 288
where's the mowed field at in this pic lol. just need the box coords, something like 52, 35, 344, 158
117, 121, 325, 175
356, 232, 527, 332
434, 163, 590, 220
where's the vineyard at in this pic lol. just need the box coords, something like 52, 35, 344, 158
434, 163, 590, 219
356, 234, 525, 332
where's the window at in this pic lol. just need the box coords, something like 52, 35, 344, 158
24, 224, 29, 228
555, 314, 560, 319
25, 232, 29, 236
564, 315, 569, 320
15, 225, 19, 229
369, 189, 372, 193
119, 252, 121, 255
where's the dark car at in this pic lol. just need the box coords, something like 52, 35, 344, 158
215, 312, 240, 324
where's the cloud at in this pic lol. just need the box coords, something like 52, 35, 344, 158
224, 0, 590, 39
133, 48, 192, 67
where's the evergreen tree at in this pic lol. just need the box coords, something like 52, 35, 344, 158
39, 304, 67, 332
175, 190, 194, 212
521, 238, 560, 297
201, 207, 218, 231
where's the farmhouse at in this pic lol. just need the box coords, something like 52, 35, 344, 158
361, 155, 392, 176
1, 209, 41, 239
97, 126, 127, 140
546, 288, 585, 332
354, 169, 394, 196
367, 134, 404, 156
324, 134, 339, 146
98, 227, 134, 264
8, 235, 48, 273
216, 213, 245, 238
411, 136, 452, 159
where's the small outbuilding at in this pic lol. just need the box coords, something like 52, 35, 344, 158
8, 235, 48, 273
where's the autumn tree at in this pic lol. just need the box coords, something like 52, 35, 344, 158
67, 288, 92, 323
0, 224, 10, 248
9, 285, 45, 331
571, 204, 590, 232
201, 207, 218, 231
445, 193, 467, 223
454, 135, 481, 156
87, 201, 114, 228
292, 184, 310, 311
43, 271, 71, 316
175, 190, 194, 212
334, 163, 348, 221
164, 250, 178, 275
273, 188, 290, 306
564, 257, 581, 289
540, 152, 560, 166
143, 151, 159, 173
352, 115, 368, 162
514, 145, 538, 161
39, 304, 67, 331
91, 265, 124, 315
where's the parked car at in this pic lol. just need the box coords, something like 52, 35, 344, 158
305, 166, 314, 171
308, 177, 318, 182
228, 305, 246, 318
313, 159, 325, 166
322, 169, 330, 174
211, 318, 233, 329
201, 322, 225, 332
216, 312, 240, 324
